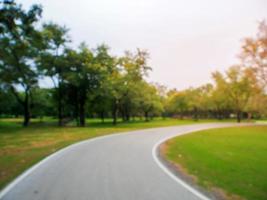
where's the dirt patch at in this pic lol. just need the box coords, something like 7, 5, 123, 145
30, 140, 58, 148
211, 187, 245, 200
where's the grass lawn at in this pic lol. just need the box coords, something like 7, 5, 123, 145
0, 117, 228, 190
163, 126, 267, 200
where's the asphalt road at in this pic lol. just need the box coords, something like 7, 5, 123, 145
0, 123, 243, 200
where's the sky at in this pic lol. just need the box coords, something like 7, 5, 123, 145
19, 0, 267, 90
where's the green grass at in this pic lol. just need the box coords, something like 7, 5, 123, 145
164, 126, 267, 200
0, 117, 229, 190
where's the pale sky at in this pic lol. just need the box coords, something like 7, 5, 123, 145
20, 0, 267, 89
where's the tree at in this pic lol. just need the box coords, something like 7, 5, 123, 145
108, 66, 124, 125
165, 91, 189, 119
31, 88, 55, 119
136, 82, 163, 121
64, 43, 107, 126
118, 49, 151, 122
214, 66, 259, 122
0, 84, 22, 117
38, 22, 69, 126
241, 20, 267, 90
185, 84, 213, 120
90, 45, 115, 123
211, 72, 232, 119
0, 1, 43, 126
245, 92, 267, 119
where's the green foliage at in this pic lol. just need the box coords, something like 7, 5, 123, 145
0, 1, 43, 126
37, 22, 70, 126
212, 66, 262, 122
31, 88, 55, 118
0, 86, 22, 116
164, 65, 265, 122
63, 43, 108, 126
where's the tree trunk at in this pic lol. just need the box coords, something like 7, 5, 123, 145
237, 110, 241, 123
193, 107, 198, 121
100, 111, 105, 123
112, 100, 118, 125
58, 84, 63, 126
125, 104, 130, 121
75, 100, 79, 126
72, 86, 79, 126
112, 108, 117, 125
126, 112, 130, 122
79, 94, 86, 127
23, 91, 30, 127
79, 107, 85, 126
247, 112, 252, 121
144, 111, 149, 122
121, 109, 126, 122
9, 87, 30, 127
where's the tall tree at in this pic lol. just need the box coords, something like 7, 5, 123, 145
165, 91, 189, 119
0, 1, 43, 126
214, 66, 259, 122
241, 20, 267, 90
118, 49, 151, 122
64, 43, 106, 126
38, 22, 69, 126
136, 82, 163, 121
211, 71, 231, 119
107, 64, 123, 125
90, 45, 115, 123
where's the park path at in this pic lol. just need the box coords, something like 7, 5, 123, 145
0, 123, 244, 200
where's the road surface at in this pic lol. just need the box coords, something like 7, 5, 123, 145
0, 123, 243, 200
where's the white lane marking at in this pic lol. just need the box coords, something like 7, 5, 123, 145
152, 128, 212, 200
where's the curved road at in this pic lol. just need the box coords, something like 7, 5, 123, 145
0, 123, 244, 200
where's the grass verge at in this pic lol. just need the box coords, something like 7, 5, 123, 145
162, 125, 267, 200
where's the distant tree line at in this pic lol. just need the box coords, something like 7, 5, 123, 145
164, 20, 267, 122
0, 1, 266, 126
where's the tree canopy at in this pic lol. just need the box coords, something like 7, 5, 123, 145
0, 1, 266, 126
